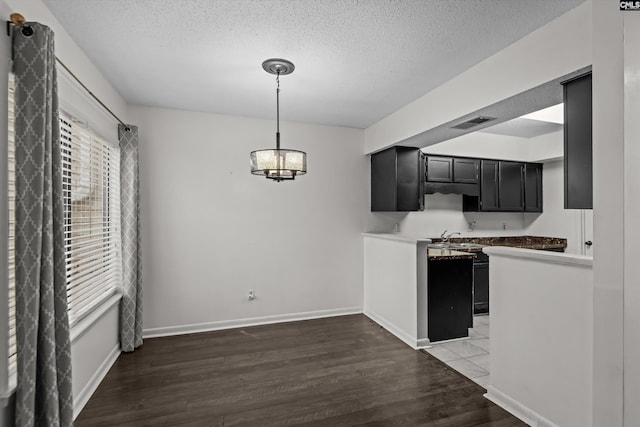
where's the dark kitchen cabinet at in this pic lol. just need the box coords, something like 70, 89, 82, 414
563, 73, 592, 209
428, 257, 474, 342
463, 160, 542, 213
371, 146, 425, 211
463, 160, 500, 211
426, 156, 453, 182
425, 156, 480, 196
479, 160, 499, 210
426, 156, 479, 184
453, 158, 479, 183
524, 163, 543, 212
473, 252, 489, 315
498, 161, 524, 211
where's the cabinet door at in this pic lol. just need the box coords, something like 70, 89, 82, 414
499, 161, 524, 211
563, 73, 592, 209
371, 148, 397, 211
426, 156, 453, 182
480, 160, 499, 211
371, 147, 424, 212
428, 258, 473, 342
453, 158, 479, 183
473, 262, 489, 315
397, 148, 424, 211
524, 163, 543, 212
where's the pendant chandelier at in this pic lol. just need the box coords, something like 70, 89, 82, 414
250, 58, 307, 182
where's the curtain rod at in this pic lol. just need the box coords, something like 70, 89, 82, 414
7, 13, 131, 132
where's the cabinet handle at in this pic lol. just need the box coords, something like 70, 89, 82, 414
585, 241, 593, 246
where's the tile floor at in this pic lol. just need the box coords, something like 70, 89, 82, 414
423, 314, 491, 388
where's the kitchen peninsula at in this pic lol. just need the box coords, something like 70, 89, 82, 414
363, 233, 567, 348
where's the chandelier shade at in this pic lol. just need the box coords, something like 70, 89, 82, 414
250, 58, 307, 182
250, 148, 307, 181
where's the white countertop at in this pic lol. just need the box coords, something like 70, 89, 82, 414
483, 246, 593, 267
362, 233, 431, 244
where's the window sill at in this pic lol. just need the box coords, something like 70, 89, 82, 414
70, 291, 122, 343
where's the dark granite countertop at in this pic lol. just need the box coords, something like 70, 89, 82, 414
427, 235, 567, 260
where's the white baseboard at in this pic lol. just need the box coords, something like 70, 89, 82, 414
73, 344, 120, 420
485, 386, 558, 427
143, 306, 363, 339
363, 310, 420, 350
416, 338, 431, 348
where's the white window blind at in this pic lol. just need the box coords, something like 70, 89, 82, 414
7, 75, 16, 374
60, 114, 121, 325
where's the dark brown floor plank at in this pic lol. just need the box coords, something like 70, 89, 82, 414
75, 314, 525, 426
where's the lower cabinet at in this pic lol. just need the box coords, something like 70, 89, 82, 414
428, 258, 473, 342
473, 254, 489, 315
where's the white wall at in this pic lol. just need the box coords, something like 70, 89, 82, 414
363, 235, 428, 348
591, 5, 640, 427
485, 247, 593, 427
373, 194, 529, 239
592, 2, 624, 425
524, 159, 583, 254
422, 129, 564, 164
364, 2, 592, 154
422, 132, 539, 162
130, 106, 366, 335
622, 14, 640, 427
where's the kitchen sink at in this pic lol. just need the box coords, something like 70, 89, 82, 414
449, 243, 485, 249
428, 242, 485, 250
428, 243, 450, 249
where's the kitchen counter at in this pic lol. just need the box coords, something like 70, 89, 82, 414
429, 235, 567, 252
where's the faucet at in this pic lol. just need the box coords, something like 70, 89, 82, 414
441, 230, 461, 243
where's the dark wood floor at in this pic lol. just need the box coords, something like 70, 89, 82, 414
76, 314, 525, 426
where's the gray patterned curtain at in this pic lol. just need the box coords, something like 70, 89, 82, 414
12, 23, 73, 426
119, 125, 143, 352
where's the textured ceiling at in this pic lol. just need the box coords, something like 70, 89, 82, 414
41, 0, 585, 129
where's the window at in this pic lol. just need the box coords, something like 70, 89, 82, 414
6, 84, 121, 375
60, 113, 121, 325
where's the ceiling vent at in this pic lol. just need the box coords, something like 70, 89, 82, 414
451, 116, 496, 130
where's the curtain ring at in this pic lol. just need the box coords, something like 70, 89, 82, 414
21, 25, 33, 37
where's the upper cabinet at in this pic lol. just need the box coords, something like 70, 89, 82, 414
563, 73, 592, 209
524, 163, 543, 212
477, 160, 499, 210
371, 146, 425, 212
498, 161, 525, 211
463, 160, 543, 213
371, 149, 542, 213
425, 156, 480, 196
426, 156, 479, 184
426, 156, 453, 182
453, 158, 479, 184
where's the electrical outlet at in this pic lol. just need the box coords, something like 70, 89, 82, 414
502, 222, 507, 230
248, 289, 255, 301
